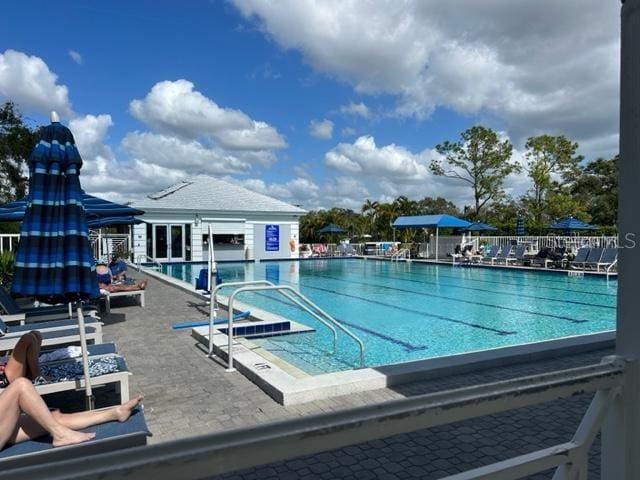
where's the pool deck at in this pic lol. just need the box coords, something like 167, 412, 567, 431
47, 269, 611, 479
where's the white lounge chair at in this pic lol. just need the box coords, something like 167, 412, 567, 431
1, 343, 132, 403
100, 289, 145, 314
0, 318, 103, 351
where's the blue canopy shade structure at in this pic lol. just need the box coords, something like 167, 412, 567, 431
515, 215, 525, 236
548, 216, 597, 231
392, 214, 471, 261
0, 193, 144, 226
464, 222, 498, 232
392, 214, 471, 229
318, 223, 346, 234
11, 121, 99, 407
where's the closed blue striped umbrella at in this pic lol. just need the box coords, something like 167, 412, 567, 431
11, 121, 98, 407
515, 215, 525, 236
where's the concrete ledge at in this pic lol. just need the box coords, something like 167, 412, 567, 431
193, 325, 615, 405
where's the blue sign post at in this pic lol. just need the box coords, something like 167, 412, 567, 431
265, 224, 280, 251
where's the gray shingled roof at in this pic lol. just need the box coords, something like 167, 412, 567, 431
131, 177, 306, 214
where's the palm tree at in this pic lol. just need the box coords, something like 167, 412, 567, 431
361, 199, 379, 237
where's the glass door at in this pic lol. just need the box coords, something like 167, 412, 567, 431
154, 225, 168, 261
170, 225, 184, 261
152, 224, 185, 262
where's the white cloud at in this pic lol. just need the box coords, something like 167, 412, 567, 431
309, 119, 334, 139
129, 79, 286, 150
121, 132, 258, 174
0, 49, 72, 117
70, 114, 114, 161
325, 135, 432, 180
340, 101, 370, 118
68, 50, 83, 65
231, 1, 619, 157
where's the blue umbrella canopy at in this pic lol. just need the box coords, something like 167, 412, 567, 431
464, 222, 498, 232
0, 193, 143, 224
318, 223, 346, 234
548, 216, 597, 231
11, 122, 99, 303
515, 215, 525, 235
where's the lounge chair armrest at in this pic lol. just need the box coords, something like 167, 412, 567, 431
0, 313, 27, 325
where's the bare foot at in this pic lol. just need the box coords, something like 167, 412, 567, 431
138, 280, 148, 290
52, 429, 96, 448
115, 394, 144, 422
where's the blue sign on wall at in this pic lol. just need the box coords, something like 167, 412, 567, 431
265, 224, 280, 251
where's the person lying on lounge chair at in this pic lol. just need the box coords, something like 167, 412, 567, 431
0, 380, 143, 449
0, 331, 144, 449
96, 264, 147, 293
0, 331, 46, 387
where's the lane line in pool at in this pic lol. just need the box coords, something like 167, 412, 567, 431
345, 266, 614, 309
408, 265, 616, 297
251, 280, 517, 337
306, 272, 589, 324
250, 291, 431, 352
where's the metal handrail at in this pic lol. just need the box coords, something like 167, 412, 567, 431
390, 248, 410, 261
209, 280, 277, 356
606, 257, 618, 280
225, 284, 365, 371
136, 254, 162, 271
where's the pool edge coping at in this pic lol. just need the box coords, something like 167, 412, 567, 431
193, 327, 614, 405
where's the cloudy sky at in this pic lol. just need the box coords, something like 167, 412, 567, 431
0, 1, 620, 211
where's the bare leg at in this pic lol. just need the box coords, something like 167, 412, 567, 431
4, 331, 42, 382
50, 395, 144, 430
104, 281, 147, 293
0, 378, 95, 449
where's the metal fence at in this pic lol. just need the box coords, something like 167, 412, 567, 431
473, 235, 619, 253
0, 233, 20, 254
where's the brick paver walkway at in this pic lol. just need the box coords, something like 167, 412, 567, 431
46, 271, 611, 479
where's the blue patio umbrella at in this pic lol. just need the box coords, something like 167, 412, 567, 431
515, 215, 525, 236
11, 121, 99, 407
0, 193, 144, 223
318, 223, 346, 234
464, 222, 498, 232
548, 216, 597, 234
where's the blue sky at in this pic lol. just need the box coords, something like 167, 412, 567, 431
0, 1, 620, 210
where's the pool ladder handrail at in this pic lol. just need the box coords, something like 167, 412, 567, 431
390, 248, 410, 261
606, 257, 618, 280
209, 280, 283, 356
135, 254, 162, 271
215, 282, 365, 372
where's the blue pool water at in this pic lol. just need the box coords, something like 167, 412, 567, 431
163, 259, 617, 374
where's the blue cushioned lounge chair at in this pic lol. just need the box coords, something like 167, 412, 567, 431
570, 247, 591, 269
0, 408, 150, 469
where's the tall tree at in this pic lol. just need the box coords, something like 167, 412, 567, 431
417, 197, 461, 216
430, 125, 517, 219
523, 134, 583, 223
571, 156, 618, 226
0, 102, 36, 204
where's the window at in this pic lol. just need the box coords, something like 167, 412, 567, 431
202, 234, 244, 245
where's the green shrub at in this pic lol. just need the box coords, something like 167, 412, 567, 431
0, 250, 15, 289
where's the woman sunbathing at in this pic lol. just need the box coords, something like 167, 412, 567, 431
0, 331, 45, 387
0, 331, 143, 449
96, 263, 147, 292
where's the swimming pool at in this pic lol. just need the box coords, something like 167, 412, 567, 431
163, 259, 617, 375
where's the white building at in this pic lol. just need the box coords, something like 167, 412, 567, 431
130, 177, 306, 263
